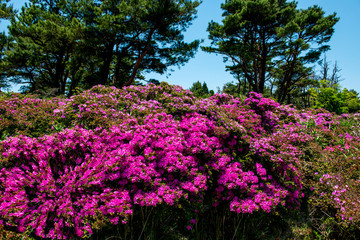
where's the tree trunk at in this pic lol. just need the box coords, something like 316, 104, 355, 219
98, 42, 115, 86
53, 48, 67, 94
278, 54, 298, 103
242, 78, 247, 95
113, 44, 132, 88
259, 36, 267, 93
124, 28, 156, 87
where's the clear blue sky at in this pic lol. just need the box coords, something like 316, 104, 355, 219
2, 0, 360, 93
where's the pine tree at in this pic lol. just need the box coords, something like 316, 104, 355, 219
0, 0, 14, 91
190, 81, 211, 98
0, 0, 13, 20
3, 0, 201, 95
4, 0, 85, 95
203, 0, 338, 102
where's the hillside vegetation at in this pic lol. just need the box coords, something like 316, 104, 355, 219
0, 83, 359, 239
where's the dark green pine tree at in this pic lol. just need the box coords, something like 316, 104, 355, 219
75, 0, 131, 90
0, 0, 13, 20
89, 0, 201, 88
3, 0, 201, 95
0, 33, 10, 91
202, 0, 338, 102
189, 80, 211, 98
4, 0, 85, 95
0, 0, 14, 91
274, 5, 339, 102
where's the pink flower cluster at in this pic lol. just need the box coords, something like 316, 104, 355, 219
1, 83, 358, 238
0, 84, 307, 238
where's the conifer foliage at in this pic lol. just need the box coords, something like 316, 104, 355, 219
202, 0, 339, 102
1, 0, 200, 95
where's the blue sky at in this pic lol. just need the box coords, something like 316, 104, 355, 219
2, 0, 360, 93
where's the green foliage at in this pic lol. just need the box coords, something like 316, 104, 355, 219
339, 89, 360, 113
0, 0, 14, 20
0, 0, 14, 91
0, 92, 63, 139
4, 0, 85, 95
221, 81, 242, 98
0, 223, 36, 240
1, 0, 201, 95
202, 0, 338, 102
189, 81, 213, 98
0, 32, 10, 91
221, 81, 273, 99
296, 112, 360, 239
310, 80, 360, 114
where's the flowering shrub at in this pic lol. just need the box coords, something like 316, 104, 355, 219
0, 93, 63, 140
0, 83, 359, 239
295, 112, 360, 238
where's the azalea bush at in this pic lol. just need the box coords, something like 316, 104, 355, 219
294, 112, 360, 238
0, 83, 359, 239
0, 92, 64, 140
